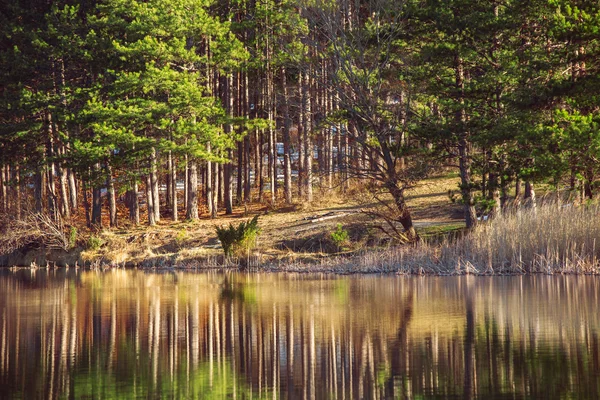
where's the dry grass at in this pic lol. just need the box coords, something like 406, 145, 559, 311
444, 203, 600, 274
0, 213, 72, 254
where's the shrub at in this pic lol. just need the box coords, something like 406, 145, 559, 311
331, 224, 350, 250
87, 235, 104, 251
68, 226, 78, 249
175, 229, 188, 249
215, 215, 261, 257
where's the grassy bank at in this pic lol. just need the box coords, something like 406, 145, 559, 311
2, 173, 599, 274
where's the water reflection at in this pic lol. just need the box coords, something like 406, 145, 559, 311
0, 270, 598, 399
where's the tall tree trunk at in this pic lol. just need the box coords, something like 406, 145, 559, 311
268, 124, 276, 204
584, 167, 594, 199
146, 174, 156, 226
68, 170, 77, 212
213, 163, 219, 218
166, 154, 172, 210
34, 169, 44, 213
225, 157, 233, 215
46, 112, 58, 220
224, 74, 234, 215
58, 146, 70, 218
127, 181, 139, 225
303, 71, 313, 203
244, 71, 252, 203
83, 182, 91, 228
298, 112, 305, 199
258, 130, 264, 202
106, 163, 117, 228
237, 141, 244, 205
150, 147, 160, 222
184, 153, 188, 210
186, 159, 198, 220
207, 158, 213, 217
1, 165, 7, 213
281, 67, 293, 204
171, 153, 178, 222
91, 185, 102, 227
455, 55, 477, 228
14, 165, 21, 220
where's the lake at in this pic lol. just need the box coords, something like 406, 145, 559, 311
0, 270, 598, 399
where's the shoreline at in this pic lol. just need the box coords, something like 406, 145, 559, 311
3, 245, 599, 276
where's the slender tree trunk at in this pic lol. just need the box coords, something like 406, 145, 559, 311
213, 163, 219, 218
207, 159, 213, 217
0, 165, 7, 213
584, 167, 594, 199
83, 182, 91, 227
146, 174, 156, 226
47, 112, 58, 220
281, 67, 293, 204
343, 125, 349, 190
106, 163, 117, 227
91, 185, 102, 227
268, 124, 276, 204
304, 71, 313, 203
171, 153, 178, 222
244, 72, 251, 203
225, 74, 234, 215
515, 176, 522, 199
237, 141, 244, 205
186, 159, 198, 220
166, 153, 172, 210
258, 130, 264, 202
14, 165, 21, 220
206, 142, 216, 217
298, 112, 305, 199
150, 147, 160, 222
455, 55, 477, 228
184, 153, 188, 210
128, 181, 139, 225
58, 147, 70, 218
34, 169, 44, 213
68, 170, 77, 212
225, 154, 233, 215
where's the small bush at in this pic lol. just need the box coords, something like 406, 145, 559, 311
215, 215, 260, 257
68, 226, 78, 249
331, 224, 350, 250
87, 235, 104, 251
175, 229, 188, 249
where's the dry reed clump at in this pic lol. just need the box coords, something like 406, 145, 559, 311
372, 203, 600, 275
443, 203, 600, 274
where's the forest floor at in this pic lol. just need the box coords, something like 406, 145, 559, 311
69, 173, 465, 268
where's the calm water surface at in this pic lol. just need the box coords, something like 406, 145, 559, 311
0, 270, 598, 399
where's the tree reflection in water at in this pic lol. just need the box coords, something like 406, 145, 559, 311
0, 270, 598, 399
